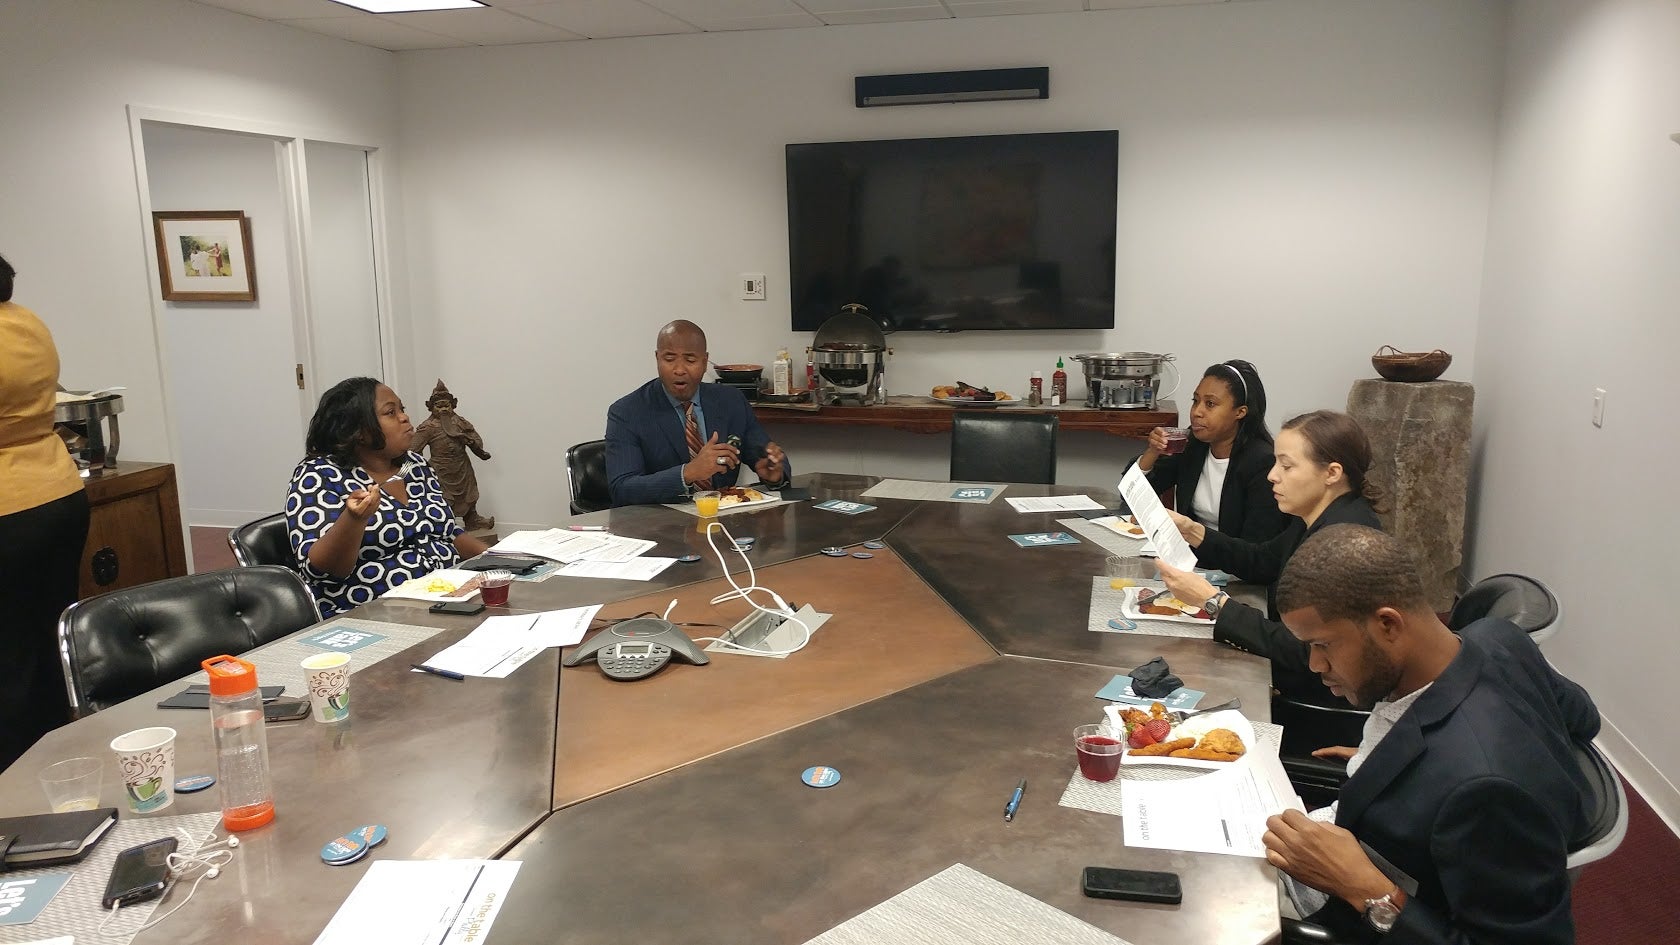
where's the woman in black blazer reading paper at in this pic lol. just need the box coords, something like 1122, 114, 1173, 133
1155, 410, 1384, 706
1134, 360, 1285, 545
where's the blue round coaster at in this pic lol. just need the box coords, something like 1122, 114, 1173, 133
352, 824, 388, 848
320, 834, 368, 865
734, 535, 756, 544
801, 765, 842, 788
677, 554, 702, 563
174, 774, 216, 794
851, 552, 874, 559
733, 541, 753, 552
862, 540, 886, 550
820, 547, 846, 558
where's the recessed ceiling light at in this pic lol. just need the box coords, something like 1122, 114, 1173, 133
328, 0, 487, 12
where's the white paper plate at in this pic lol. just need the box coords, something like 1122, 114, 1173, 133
1120, 585, 1214, 624
1108, 708, 1257, 771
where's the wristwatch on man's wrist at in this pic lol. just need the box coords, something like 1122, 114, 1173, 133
1363, 887, 1404, 933
1202, 591, 1229, 619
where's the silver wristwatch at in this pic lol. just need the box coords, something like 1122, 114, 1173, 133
1363, 889, 1402, 933
1202, 591, 1229, 619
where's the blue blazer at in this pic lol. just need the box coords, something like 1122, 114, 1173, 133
605, 379, 788, 507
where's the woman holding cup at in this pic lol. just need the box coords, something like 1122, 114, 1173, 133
285, 377, 490, 618
1133, 360, 1285, 544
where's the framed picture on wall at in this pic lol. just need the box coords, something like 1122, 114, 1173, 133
151, 210, 257, 302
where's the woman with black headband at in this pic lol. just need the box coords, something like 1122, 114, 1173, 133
1134, 359, 1285, 544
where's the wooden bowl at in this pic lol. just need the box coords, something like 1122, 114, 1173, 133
1371, 346, 1451, 382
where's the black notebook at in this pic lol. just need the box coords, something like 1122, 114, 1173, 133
158, 684, 285, 709
0, 807, 118, 869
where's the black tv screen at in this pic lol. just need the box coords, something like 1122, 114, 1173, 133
787, 130, 1117, 332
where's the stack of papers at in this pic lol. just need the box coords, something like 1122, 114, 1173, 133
1121, 751, 1302, 858
491, 530, 655, 564
1004, 495, 1105, 513
311, 860, 520, 945
417, 605, 601, 677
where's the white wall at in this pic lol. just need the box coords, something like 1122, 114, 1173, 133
394, 0, 1505, 527
1472, 0, 1680, 827
0, 0, 400, 491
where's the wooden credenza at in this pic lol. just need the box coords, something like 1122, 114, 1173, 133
753, 395, 1178, 438
78, 461, 188, 599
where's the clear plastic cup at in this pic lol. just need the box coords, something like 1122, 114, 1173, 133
480, 569, 514, 607
1161, 427, 1191, 455
39, 757, 104, 812
1074, 723, 1124, 782
694, 491, 721, 518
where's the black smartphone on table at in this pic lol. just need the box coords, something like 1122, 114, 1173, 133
1081, 866, 1183, 904
102, 837, 178, 908
430, 599, 486, 616
262, 697, 312, 722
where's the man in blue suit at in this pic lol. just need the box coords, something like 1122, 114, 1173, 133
1262, 525, 1598, 944
605, 320, 789, 507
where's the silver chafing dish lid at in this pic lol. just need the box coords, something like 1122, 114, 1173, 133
54, 391, 125, 424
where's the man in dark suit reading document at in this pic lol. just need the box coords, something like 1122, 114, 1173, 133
605, 320, 789, 507
1263, 524, 1599, 944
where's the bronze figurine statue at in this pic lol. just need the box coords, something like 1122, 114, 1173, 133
411, 379, 495, 531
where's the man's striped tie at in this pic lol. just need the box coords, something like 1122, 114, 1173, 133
683, 400, 703, 458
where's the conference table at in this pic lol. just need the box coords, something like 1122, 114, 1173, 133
0, 473, 1282, 945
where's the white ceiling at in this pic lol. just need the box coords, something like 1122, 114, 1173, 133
189, 0, 1240, 52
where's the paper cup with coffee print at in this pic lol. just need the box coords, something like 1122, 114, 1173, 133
302, 652, 352, 723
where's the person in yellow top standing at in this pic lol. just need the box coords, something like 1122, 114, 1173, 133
0, 253, 90, 771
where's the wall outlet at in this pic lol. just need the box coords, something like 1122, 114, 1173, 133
740, 273, 765, 301
1593, 388, 1606, 428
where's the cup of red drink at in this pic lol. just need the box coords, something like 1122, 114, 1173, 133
479, 570, 513, 607
1074, 723, 1124, 782
1161, 427, 1191, 455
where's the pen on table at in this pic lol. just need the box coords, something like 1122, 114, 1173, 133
1004, 777, 1026, 822
566, 525, 608, 532
411, 663, 465, 681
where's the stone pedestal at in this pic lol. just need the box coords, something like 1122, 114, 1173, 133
1347, 379, 1474, 612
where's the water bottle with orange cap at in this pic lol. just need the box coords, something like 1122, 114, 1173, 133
201, 655, 276, 831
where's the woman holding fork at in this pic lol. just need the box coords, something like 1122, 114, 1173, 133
285, 377, 488, 618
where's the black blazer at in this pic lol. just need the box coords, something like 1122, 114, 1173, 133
1195, 492, 1382, 702
604, 379, 788, 506
1307, 618, 1600, 944
1142, 434, 1286, 545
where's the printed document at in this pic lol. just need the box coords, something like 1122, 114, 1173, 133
1121, 751, 1303, 857
468, 606, 601, 649
557, 557, 676, 581
1004, 495, 1106, 513
1116, 466, 1198, 571
312, 860, 520, 945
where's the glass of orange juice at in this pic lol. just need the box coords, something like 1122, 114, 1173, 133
694, 491, 721, 518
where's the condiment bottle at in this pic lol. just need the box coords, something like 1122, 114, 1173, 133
1052, 357, 1069, 406
202, 654, 276, 831
772, 348, 792, 396
1028, 371, 1044, 406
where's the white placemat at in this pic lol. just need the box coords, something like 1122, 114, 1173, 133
1057, 719, 1285, 817
1056, 517, 1151, 558
1087, 576, 1215, 640
859, 479, 1007, 504
802, 863, 1135, 945
183, 617, 449, 697
0, 810, 223, 944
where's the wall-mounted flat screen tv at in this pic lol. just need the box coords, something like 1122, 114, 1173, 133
787, 130, 1117, 332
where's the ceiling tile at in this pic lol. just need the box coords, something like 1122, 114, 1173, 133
796, 0, 945, 12
644, 0, 809, 21
499, 0, 700, 39
817, 7, 951, 26
945, 0, 1083, 15
689, 13, 826, 30
279, 12, 464, 48
386, 8, 587, 42
193, 0, 361, 17
1087, 0, 1227, 8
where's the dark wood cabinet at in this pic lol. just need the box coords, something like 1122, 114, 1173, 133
78, 461, 188, 599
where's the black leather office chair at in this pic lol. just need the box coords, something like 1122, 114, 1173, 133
950, 412, 1058, 485
567, 439, 611, 515
227, 512, 293, 569
1448, 572, 1560, 643
1281, 739, 1625, 944
1279, 572, 1562, 807
57, 566, 318, 717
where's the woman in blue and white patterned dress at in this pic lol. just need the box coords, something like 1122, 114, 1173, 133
285, 377, 490, 618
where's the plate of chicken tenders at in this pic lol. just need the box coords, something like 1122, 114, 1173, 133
1119, 586, 1215, 624
1104, 702, 1255, 771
